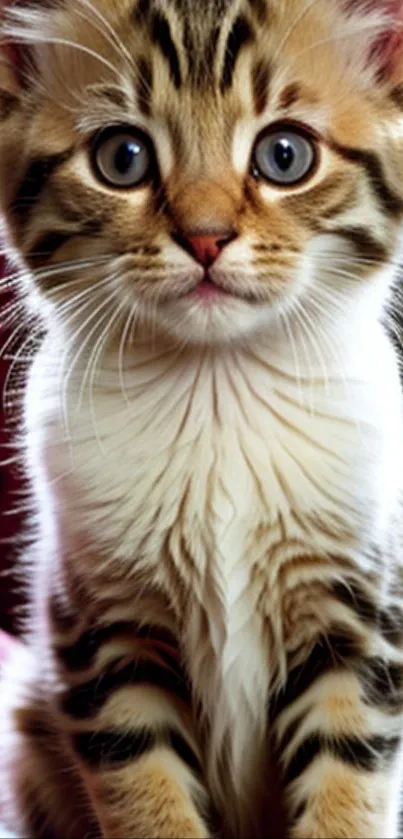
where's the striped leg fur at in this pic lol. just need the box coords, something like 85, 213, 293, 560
271, 579, 403, 839
0, 642, 98, 839
0, 607, 212, 838
54, 615, 211, 839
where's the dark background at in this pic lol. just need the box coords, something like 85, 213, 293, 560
0, 261, 27, 635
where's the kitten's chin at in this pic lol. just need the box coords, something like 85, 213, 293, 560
137, 296, 276, 346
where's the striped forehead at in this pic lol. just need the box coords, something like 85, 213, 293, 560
131, 0, 267, 91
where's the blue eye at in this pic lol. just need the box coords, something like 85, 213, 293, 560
253, 126, 317, 186
93, 126, 154, 188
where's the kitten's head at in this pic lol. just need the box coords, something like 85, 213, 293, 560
1, 0, 403, 347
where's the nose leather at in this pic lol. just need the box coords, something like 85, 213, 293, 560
186, 234, 230, 267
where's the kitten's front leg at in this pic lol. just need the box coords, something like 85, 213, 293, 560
53, 614, 211, 839
271, 584, 403, 839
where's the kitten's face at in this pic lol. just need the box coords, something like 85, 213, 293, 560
1, 0, 403, 346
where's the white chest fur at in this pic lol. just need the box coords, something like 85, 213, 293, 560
26, 317, 403, 827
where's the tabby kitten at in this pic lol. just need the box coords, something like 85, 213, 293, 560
2, 0, 403, 836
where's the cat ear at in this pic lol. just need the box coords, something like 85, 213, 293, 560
0, 0, 38, 92
370, 0, 403, 83
341, 0, 403, 83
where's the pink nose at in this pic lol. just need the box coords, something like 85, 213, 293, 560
186, 232, 235, 267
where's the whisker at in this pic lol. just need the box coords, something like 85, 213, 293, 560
272, 9, 391, 112
288, 19, 388, 68
76, 0, 137, 74
0, 255, 112, 293
60, 288, 117, 437
317, 264, 369, 288
290, 297, 330, 406
49, 279, 110, 322
308, 277, 356, 315
0, 311, 39, 361
278, 307, 303, 406
272, 0, 327, 65
0, 279, 112, 413
118, 297, 140, 415
302, 293, 352, 386
1, 331, 41, 414
315, 252, 402, 270
79, 299, 127, 455
76, 281, 126, 404
0, 297, 27, 326
3, 10, 123, 81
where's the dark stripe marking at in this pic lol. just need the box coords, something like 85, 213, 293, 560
333, 580, 379, 625
24, 788, 59, 839
151, 11, 182, 88
10, 150, 73, 228
271, 629, 362, 720
336, 226, 387, 263
18, 714, 54, 741
49, 592, 77, 633
13, 0, 60, 6
165, 112, 185, 159
28, 231, 72, 266
252, 59, 271, 115
292, 801, 307, 823
56, 621, 179, 671
75, 726, 202, 774
96, 85, 128, 110
62, 658, 190, 719
284, 734, 321, 785
333, 582, 403, 648
364, 658, 403, 711
390, 85, 403, 110
74, 727, 155, 767
285, 734, 400, 785
167, 729, 202, 774
137, 57, 153, 116
276, 714, 304, 754
335, 734, 400, 769
331, 141, 403, 216
132, 0, 151, 24
248, 0, 268, 23
320, 188, 357, 220
279, 83, 301, 110
379, 607, 403, 646
182, 17, 194, 58
220, 15, 254, 93
0, 91, 19, 120
284, 174, 349, 227
28, 218, 104, 271
204, 26, 221, 67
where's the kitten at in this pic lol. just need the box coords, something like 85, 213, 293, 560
1, 0, 403, 836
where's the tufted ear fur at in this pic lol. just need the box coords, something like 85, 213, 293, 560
0, 0, 48, 94
0, 10, 21, 118
340, 0, 403, 84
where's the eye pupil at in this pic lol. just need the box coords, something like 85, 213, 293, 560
114, 141, 139, 175
274, 139, 295, 172
253, 126, 316, 186
93, 127, 154, 189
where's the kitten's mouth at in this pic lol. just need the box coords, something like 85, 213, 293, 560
150, 271, 263, 304
192, 277, 232, 299
188, 273, 260, 304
